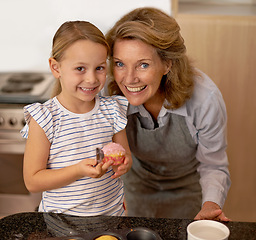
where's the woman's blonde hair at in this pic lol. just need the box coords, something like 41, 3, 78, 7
51, 21, 109, 97
106, 7, 199, 109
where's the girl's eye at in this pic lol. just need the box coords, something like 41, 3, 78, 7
140, 63, 149, 69
115, 61, 124, 67
96, 66, 105, 71
76, 67, 85, 72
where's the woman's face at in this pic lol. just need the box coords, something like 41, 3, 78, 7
113, 39, 170, 107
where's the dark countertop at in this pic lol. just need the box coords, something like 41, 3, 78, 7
0, 212, 256, 240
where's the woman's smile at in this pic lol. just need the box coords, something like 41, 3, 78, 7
125, 85, 147, 93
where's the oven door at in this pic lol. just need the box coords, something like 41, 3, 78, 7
0, 131, 41, 218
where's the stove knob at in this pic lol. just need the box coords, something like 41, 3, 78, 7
22, 119, 26, 126
0, 116, 4, 126
9, 117, 18, 126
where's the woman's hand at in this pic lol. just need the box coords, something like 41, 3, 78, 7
77, 158, 114, 178
194, 201, 231, 221
111, 153, 132, 178
111, 128, 133, 179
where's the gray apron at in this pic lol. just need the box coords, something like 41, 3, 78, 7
123, 113, 202, 218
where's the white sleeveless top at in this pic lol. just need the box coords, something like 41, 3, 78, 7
21, 95, 128, 216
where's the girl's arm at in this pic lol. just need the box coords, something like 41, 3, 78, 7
111, 128, 132, 178
23, 118, 113, 193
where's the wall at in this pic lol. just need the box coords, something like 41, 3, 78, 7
0, 0, 171, 72
176, 12, 256, 222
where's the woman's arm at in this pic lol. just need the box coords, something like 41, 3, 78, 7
23, 118, 113, 193
191, 77, 231, 220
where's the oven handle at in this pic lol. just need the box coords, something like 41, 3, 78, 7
0, 138, 26, 154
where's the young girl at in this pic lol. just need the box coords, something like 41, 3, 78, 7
21, 21, 131, 216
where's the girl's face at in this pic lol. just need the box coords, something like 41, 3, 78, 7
113, 39, 171, 107
50, 39, 107, 113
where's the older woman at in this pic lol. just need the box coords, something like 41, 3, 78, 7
106, 7, 231, 220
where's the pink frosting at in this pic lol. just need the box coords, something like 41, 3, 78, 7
102, 142, 125, 155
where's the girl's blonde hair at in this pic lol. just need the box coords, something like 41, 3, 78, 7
51, 21, 109, 97
106, 7, 199, 109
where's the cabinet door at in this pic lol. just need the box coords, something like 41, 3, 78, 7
177, 14, 256, 222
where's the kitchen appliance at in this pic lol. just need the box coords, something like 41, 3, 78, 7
0, 72, 55, 217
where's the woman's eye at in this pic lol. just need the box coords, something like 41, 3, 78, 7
140, 63, 149, 69
115, 61, 124, 67
76, 67, 85, 72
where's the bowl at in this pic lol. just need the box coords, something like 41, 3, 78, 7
187, 220, 230, 240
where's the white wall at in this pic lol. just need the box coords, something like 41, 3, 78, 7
0, 0, 171, 72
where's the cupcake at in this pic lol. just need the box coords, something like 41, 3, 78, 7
94, 235, 118, 240
102, 142, 125, 165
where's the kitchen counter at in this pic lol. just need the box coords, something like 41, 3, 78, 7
0, 212, 256, 240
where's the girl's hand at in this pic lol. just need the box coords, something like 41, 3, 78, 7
111, 153, 132, 179
194, 201, 231, 221
77, 158, 114, 178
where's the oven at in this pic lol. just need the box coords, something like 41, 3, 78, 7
0, 72, 55, 217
